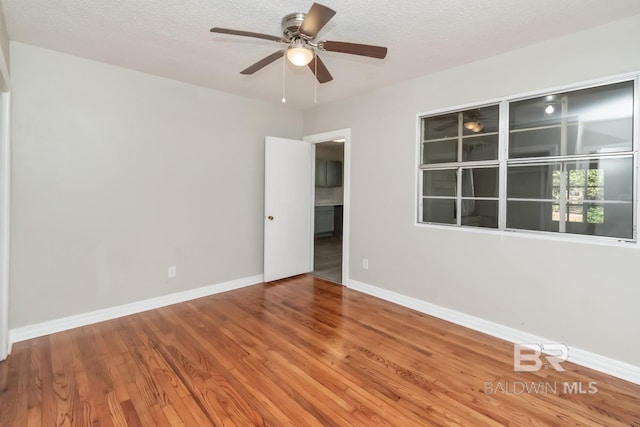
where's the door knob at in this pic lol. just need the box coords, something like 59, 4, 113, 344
267, 215, 274, 221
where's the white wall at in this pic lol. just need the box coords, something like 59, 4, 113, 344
304, 14, 640, 366
0, 6, 9, 91
10, 42, 302, 328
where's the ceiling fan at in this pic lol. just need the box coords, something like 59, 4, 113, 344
210, 2, 388, 84
432, 110, 487, 133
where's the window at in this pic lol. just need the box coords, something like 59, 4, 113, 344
418, 78, 636, 241
420, 105, 500, 228
507, 81, 634, 239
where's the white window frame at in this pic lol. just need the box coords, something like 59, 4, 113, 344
418, 104, 501, 228
415, 73, 639, 246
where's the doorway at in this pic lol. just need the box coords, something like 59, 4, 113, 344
312, 140, 344, 284
304, 128, 350, 286
263, 129, 349, 284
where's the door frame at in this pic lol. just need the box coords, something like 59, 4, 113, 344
304, 128, 351, 284
0, 92, 10, 360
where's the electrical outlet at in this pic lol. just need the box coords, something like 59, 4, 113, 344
168, 266, 176, 278
362, 258, 369, 270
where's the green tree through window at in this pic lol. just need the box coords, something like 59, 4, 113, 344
552, 168, 604, 224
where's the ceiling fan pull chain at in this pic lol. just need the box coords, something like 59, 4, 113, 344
282, 50, 286, 103
314, 53, 317, 104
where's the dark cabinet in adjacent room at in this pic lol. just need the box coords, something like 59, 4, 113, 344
316, 160, 343, 187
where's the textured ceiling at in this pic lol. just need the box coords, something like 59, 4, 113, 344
2, 0, 640, 110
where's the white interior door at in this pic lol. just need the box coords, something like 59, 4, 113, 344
264, 136, 313, 282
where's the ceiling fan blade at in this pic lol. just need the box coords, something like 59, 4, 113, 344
434, 120, 457, 131
299, 3, 336, 39
210, 27, 284, 43
240, 50, 284, 75
308, 55, 333, 84
321, 41, 387, 59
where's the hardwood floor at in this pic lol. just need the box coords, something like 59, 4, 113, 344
313, 236, 342, 284
1, 275, 639, 426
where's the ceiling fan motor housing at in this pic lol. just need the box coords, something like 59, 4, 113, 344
282, 13, 307, 40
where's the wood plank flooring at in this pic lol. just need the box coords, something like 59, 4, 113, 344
312, 236, 342, 284
1, 275, 639, 426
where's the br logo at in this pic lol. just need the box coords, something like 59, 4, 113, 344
513, 343, 569, 372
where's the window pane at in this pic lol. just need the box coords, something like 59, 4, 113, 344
509, 81, 633, 156
509, 127, 561, 159
566, 157, 633, 202
566, 203, 633, 239
423, 113, 458, 140
423, 169, 456, 197
422, 140, 457, 164
423, 198, 456, 224
507, 201, 559, 232
510, 100, 561, 131
463, 134, 499, 161
507, 163, 561, 199
567, 119, 632, 155
462, 168, 498, 198
567, 203, 586, 222
597, 157, 632, 201
586, 204, 604, 223
461, 200, 498, 228
567, 82, 633, 154
462, 105, 499, 136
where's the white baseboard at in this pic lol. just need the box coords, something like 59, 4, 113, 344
346, 279, 640, 386
9, 274, 263, 345
10, 275, 639, 386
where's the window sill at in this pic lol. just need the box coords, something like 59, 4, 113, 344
414, 221, 637, 248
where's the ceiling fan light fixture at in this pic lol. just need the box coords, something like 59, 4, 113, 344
464, 120, 483, 132
545, 103, 556, 114
287, 43, 314, 66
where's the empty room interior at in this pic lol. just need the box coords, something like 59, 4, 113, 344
1, 1, 640, 425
